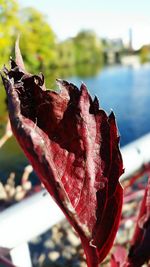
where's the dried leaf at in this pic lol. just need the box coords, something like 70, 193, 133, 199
126, 176, 150, 267
15, 36, 26, 72
0, 247, 10, 257
0, 247, 15, 267
1, 44, 124, 267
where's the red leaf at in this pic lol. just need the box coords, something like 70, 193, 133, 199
126, 176, 150, 267
111, 245, 127, 267
1, 44, 124, 267
0, 257, 16, 267
0, 247, 16, 267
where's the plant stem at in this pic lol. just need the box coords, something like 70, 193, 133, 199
81, 238, 99, 267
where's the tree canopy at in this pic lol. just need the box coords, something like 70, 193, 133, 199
0, 0, 20, 65
0, 0, 104, 73
73, 30, 103, 64
19, 7, 57, 72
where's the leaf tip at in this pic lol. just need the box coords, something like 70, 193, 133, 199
15, 36, 26, 71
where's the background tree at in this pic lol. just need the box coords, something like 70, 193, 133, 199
0, 1, 105, 74
19, 7, 57, 73
73, 30, 103, 64
56, 38, 75, 67
140, 45, 150, 63
0, 0, 20, 67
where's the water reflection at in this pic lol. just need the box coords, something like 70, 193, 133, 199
44, 63, 102, 88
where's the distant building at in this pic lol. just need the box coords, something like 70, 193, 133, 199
129, 28, 133, 52
102, 37, 124, 64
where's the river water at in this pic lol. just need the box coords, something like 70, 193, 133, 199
1, 63, 150, 178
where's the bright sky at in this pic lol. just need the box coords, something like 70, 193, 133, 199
19, 0, 150, 50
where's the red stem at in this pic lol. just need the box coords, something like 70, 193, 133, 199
80, 237, 99, 267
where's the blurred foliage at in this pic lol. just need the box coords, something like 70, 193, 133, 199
56, 39, 76, 68
73, 30, 103, 64
0, 0, 105, 126
140, 45, 150, 63
0, 0, 104, 73
19, 7, 57, 72
0, 0, 20, 66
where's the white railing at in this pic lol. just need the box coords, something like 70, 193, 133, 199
0, 133, 150, 266
0, 190, 64, 267
121, 133, 150, 179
